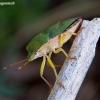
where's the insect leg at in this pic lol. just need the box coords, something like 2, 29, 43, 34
48, 52, 52, 58
59, 32, 77, 47
46, 52, 52, 66
57, 33, 76, 59
53, 48, 76, 60
46, 55, 65, 89
40, 56, 53, 90
68, 32, 77, 35
59, 34, 65, 47
46, 52, 62, 67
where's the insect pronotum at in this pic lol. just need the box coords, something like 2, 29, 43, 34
1, 18, 82, 91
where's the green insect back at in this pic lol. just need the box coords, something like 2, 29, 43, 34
26, 18, 78, 60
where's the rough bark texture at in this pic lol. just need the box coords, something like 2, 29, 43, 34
47, 18, 100, 100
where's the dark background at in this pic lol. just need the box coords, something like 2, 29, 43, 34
0, 0, 100, 100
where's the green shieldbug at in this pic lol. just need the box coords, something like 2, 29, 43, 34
1, 17, 82, 91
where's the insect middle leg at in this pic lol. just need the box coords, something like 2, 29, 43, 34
46, 52, 62, 67
46, 55, 65, 89
46, 52, 52, 66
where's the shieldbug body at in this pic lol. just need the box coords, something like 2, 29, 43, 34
2, 17, 82, 91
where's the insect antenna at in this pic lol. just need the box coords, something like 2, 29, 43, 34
0, 59, 27, 71
14, 60, 30, 73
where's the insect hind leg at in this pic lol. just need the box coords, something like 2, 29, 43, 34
58, 32, 77, 59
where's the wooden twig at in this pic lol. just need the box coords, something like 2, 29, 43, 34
47, 18, 100, 100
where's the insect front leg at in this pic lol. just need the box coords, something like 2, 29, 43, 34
46, 55, 65, 89
40, 56, 53, 90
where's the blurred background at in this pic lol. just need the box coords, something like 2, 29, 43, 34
0, 0, 100, 100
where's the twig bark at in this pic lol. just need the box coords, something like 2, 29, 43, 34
47, 18, 100, 100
